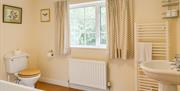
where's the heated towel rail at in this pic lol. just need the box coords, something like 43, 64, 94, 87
135, 22, 169, 91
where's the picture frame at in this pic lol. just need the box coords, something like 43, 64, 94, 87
3, 5, 22, 24
40, 8, 50, 22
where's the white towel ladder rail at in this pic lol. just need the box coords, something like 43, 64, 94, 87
135, 22, 169, 91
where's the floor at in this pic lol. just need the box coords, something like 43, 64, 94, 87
36, 82, 82, 91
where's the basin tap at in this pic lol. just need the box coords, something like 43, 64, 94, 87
171, 54, 180, 70
175, 54, 180, 68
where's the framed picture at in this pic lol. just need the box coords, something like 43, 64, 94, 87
40, 9, 50, 22
3, 5, 22, 24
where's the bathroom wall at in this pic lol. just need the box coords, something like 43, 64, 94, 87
30, 0, 179, 91
0, 0, 178, 91
178, 1, 180, 90
135, 0, 163, 23
34, 0, 108, 87
177, 0, 180, 54
135, 0, 180, 90
35, 0, 180, 91
0, 1, 3, 79
34, 0, 135, 91
0, 0, 38, 80
135, 0, 178, 59
34, 0, 68, 86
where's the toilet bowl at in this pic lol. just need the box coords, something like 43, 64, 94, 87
16, 69, 41, 87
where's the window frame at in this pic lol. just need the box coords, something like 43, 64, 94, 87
69, 1, 107, 49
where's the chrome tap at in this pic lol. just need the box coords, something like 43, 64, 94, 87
175, 54, 180, 69
171, 54, 180, 71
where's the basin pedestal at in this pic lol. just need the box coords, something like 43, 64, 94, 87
159, 83, 177, 91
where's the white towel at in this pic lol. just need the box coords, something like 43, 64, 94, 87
137, 42, 152, 63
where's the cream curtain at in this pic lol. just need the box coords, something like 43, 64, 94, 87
107, 0, 134, 60
55, 1, 70, 56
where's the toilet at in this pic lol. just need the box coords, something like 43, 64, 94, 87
4, 52, 41, 87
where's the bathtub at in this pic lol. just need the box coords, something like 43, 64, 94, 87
0, 80, 43, 91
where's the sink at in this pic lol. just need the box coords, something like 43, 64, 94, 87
140, 61, 180, 91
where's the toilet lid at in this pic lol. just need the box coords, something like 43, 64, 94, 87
18, 69, 40, 77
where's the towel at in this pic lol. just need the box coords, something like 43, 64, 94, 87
136, 42, 152, 63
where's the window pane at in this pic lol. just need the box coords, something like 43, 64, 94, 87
70, 6, 96, 46
100, 33, 107, 45
70, 8, 85, 33
84, 7, 96, 46
79, 33, 86, 45
85, 7, 96, 33
100, 7, 106, 32
70, 8, 85, 46
100, 6, 107, 45
71, 32, 79, 45
86, 33, 96, 46
70, 3, 107, 48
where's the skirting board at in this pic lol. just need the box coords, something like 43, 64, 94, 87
39, 77, 69, 87
39, 77, 109, 91
69, 83, 108, 91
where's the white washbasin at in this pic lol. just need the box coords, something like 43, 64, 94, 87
140, 61, 180, 91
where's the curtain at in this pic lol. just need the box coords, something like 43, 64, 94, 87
55, 1, 70, 56
107, 0, 134, 60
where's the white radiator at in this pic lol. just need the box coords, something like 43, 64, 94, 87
69, 59, 107, 90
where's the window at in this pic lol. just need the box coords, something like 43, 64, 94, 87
70, 2, 107, 48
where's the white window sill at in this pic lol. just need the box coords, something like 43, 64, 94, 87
71, 46, 107, 50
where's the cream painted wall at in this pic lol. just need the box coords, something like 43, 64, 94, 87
34, 0, 135, 91
135, 0, 178, 59
34, 0, 179, 91
0, 1, 3, 79
135, 0, 163, 23
34, 0, 69, 86
177, 1, 180, 90
177, 0, 180, 54
0, 0, 178, 91
0, 0, 38, 80
135, 0, 180, 90
34, 0, 108, 87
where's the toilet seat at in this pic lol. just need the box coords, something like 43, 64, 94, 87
18, 69, 40, 78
